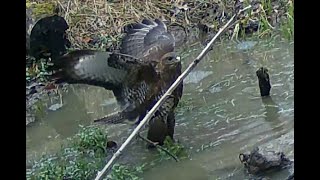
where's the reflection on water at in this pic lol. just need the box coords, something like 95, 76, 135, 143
143, 160, 210, 180
261, 96, 282, 129
26, 39, 294, 179
26, 85, 120, 161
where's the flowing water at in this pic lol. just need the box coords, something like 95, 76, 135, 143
26, 38, 294, 179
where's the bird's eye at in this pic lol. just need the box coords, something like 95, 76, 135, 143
167, 57, 174, 61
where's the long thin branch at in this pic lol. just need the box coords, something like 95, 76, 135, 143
94, 5, 252, 180
137, 133, 179, 162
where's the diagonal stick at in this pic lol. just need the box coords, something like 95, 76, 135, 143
94, 5, 252, 180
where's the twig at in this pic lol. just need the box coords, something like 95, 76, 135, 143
93, 5, 252, 180
260, 5, 275, 30
93, 0, 98, 15
137, 133, 179, 162
56, 1, 66, 12
59, 90, 63, 105
64, 0, 72, 20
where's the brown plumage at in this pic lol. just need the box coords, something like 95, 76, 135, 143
51, 19, 183, 146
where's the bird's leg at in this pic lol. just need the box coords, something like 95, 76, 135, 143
166, 110, 176, 142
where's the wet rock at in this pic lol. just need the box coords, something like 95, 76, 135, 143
106, 140, 118, 154
256, 67, 271, 97
28, 87, 38, 95
286, 173, 294, 180
26, 82, 45, 89
26, 82, 45, 95
26, 113, 36, 125
26, 82, 66, 126
106, 140, 117, 149
239, 147, 293, 175
48, 103, 63, 111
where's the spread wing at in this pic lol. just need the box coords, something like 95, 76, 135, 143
48, 18, 178, 124
95, 19, 180, 124
120, 19, 176, 61
50, 49, 152, 91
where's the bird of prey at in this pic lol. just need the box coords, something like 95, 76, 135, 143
47, 19, 183, 146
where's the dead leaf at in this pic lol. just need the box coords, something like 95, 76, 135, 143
82, 36, 92, 43
44, 83, 56, 90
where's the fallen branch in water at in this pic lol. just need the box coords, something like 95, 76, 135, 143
94, 5, 252, 180
137, 132, 179, 162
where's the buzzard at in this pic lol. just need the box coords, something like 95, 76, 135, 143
47, 19, 183, 146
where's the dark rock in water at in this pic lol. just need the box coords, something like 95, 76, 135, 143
256, 67, 271, 97
106, 140, 117, 149
30, 15, 71, 60
106, 140, 118, 153
239, 147, 293, 175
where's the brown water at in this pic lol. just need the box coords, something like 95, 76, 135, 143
26, 38, 294, 179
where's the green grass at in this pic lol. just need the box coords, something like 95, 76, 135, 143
26, 126, 145, 180
280, 1, 294, 40
26, 125, 188, 180
106, 164, 144, 180
235, 0, 294, 40
156, 136, 189, 161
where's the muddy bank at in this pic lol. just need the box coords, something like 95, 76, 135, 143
27, 0, 293, 49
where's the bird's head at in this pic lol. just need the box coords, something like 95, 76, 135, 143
155, 52, 181, 75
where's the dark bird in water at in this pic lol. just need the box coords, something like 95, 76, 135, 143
49, 19, 183, 146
